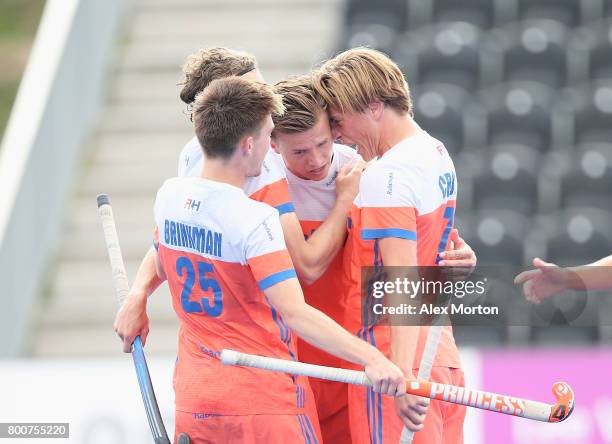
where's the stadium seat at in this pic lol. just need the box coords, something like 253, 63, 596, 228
458, 210, 528, 266
345, 0, 407, 30
342, 0, 407, 52
540, 207, 612, 266
564, 80, 612, 146
472, 144, 540, 213
393, 22, 483, 91
570, 18, 612, 82
485, 20, 571, 88
478, 82, 557, 152
560, 143, 612, 211
411, 83, 482, 155
429, 0, 496, 29
515, 0, 601, 27
342, 19, 399, 54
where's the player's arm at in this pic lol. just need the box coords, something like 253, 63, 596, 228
281, 160, 365, 284
378, 238, 421, 376
114, 246, 166, 353
264, 277, 405, 396
515, 254, 612, 303
378, 237, 430, 431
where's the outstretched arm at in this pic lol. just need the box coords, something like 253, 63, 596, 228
515, 255, 612, 303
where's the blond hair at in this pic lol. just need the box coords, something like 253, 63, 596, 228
312, 47, 412, 115
179, 47, 257, 105
272, 75, 326, 135
192, 77, 285, 159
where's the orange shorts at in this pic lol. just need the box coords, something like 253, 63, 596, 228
175, 410, 321, 444
309, 379, 351, 444
348, 367, 466, 444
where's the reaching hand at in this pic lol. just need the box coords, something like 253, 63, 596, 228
514, 257, 569, 303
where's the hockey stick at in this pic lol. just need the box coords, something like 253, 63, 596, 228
97, 194, 171, 444
220, 349, 574, 423
399, 324, 443, 443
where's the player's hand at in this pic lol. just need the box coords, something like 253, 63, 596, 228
335, 159, 367, 205
514, 258, 569, 303
364, 352, 407, 397
395, 391, 430, 432
439, 229, 476, 280
113, 292, 149, 353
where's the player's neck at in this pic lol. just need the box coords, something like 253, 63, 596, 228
377, 112, 420, 156
200, 158, 246, 189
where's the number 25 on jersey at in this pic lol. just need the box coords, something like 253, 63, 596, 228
176, 256, 223, 316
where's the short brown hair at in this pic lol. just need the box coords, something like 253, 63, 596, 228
192, 77, 284, 159
312, 47, 412, 115
272, 75, 326, 135
179, 47, 257, 105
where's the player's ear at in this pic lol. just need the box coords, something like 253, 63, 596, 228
239, 134, 254, 157
270, 139, 280, 154
368, 101, 384, 120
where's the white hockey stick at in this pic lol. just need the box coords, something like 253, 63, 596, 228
399, 325, 443, 443
220, 349, 574, 424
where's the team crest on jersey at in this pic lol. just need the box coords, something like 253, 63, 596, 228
184, 198, 201, 212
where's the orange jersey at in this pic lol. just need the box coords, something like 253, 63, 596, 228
154, 177, 307, 415
343, 132, 461, 370
285, 144, 360, 367
179, 137, 294, 215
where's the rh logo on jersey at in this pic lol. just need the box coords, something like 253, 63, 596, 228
185, 198, 201, 212
438, 172, 456, 199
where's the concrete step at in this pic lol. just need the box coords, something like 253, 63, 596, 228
58, 225, 153, 261
119, 37, 328, 73
99, 100, 190, 133
42, 279, 175, 327
81, 162, 176, 196
70, 196, 157, 231
130, 8, 337, 41
92, 131, 188, 165
111, 69, 312, 102
31, 321, 179, 356
135, 0, 339, 9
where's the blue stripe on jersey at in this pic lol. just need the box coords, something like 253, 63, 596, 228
361, 228, 417, 241
264, 295, 297, 361
276, 202, 296, 215
303, 415, 319, 444
258, 268, 297, 291
297, 415, 310, 444
376, 391, 383, 444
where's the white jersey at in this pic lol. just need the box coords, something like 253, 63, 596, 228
344, 130, 461, 369
281, 143, 361, 367
284, 143, 361, 226
153, 176, 308, 414
178, 136, 294, 215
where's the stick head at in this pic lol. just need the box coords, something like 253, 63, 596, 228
548, 381, 575, 423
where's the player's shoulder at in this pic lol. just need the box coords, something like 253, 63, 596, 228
261, 148, 287, 178
244, 148, 287, 196
333, 143, 362, 166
